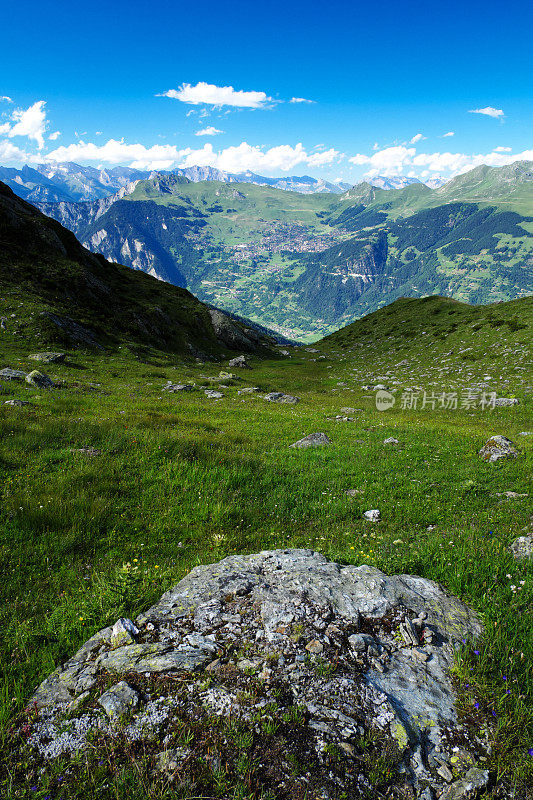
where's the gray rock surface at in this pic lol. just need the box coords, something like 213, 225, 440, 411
163, 382, 196, 392
478, 435, 518, 462
4, 399, 31, 407
0, 368, 27, 381
439, 767, 489, 799
98, 681, 139, 717
494, 397, 519, 407
264, 392, 300, 404
290, 432, 331, 448
26, 370, 54, 388
205, 389, 223, 399
510, 535, 533, 559
28, 352, 65, 363
228, 355, 251, 368
27, 549, 486, 796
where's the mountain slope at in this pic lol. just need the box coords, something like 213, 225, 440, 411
0, 181, 278, 357
33, 162, 533, 340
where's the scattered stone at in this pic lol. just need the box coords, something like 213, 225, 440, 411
98, 681, 140, 718
495, 491, 528, 499
436, 764, 454, 782
28, 352, 65, 363
205, 390, 223, 399
264, 392, 300, 404
326, 414, 355, 422
494, 397, 519, 406
305, 639, 324, 654
363, 509, 381, 522
439, 767, 490, 800
237, 387, 260, 394
26, 370, 54, 389
510, 535, 533, 560
518, 431, 532, 436
479, 435, 518, 463
228, 355, 251, 369
4, 399, 31, 407
345, 489, 364, 497
218, 371, 239, 381
73, 447, 101, 457
164, 382, 196, 392
383, 437, 399, 445
0, 368, 27, 381
289, 432, 331, 449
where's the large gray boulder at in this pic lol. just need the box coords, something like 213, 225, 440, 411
0, 368, 27, 381
26, 370, 54, 389
478, 435, 518, 463
29, 352, 65, 364
25, 550, 487, 798
290, 432, 331, 448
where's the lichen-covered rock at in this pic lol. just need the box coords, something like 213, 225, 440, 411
26, 370, 54, 389
98, 681, 139, 717
439, 767, 489, 799
28, 352, 65, 363
510, 535, 533, 560
26, 550, 485, 797
228, 355, 251, 369
479, 435, 518, 462
289, 432, 331, 448
264, 392, 300, 404
0, 368, 27, 381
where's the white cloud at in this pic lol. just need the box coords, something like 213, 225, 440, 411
443, 131, 455, 137
493, 145, 511, 152
49, 130, 61, 141
349, 145, 416, 176
290, 97, 314, 104
42, 137, 341, 174
2, 100, 48, 149
0, 96, 13, 103
469, 106, 504, 119
349, 142, 533, 180
45, 139, 191, 170
195, 126, 224, 136
410, 133, 425, 144
158, 82, 272, 109
0, 139, 32, 163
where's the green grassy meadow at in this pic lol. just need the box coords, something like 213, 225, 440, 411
0, 300, 532, 797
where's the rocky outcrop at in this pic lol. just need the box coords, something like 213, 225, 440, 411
24, 550, 488, 799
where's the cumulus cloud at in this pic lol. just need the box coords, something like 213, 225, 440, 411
349, 145, 416, 176
290, 97, 314, 104
443, 131, 455, 137
158, 82, 271, 109
2, 100, 48, 149
493, 145, 511, 152
469, 106, 504, 118
43, 137, 341, 174
195, 126, 224, 136
45, 139, 191, 171
349, 142, 533, 179
0, 96, 13, 103
0, 139, 32, 163
410, 133, 425, 144
49, 130, 61, 141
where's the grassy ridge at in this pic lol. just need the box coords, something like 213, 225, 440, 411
0, 292, 532, 797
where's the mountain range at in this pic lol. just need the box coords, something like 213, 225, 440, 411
28, 160, 532, 341
0, 161, 448, 205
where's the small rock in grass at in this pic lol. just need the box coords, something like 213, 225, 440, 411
345, 489, 363, 497
26, 370, 54, 389
4, 399, 31, 407
74, 447, 102, 457
205, 389, 223, 399
494, 397, 519, 407
479, 435, 518, 463
29, 352, 65, 364
98, 681, 139, 718
518, 431, 532, 436
155, 747, 190, 776
340, 407, 356, 413
364, 509, 380, 522
264, 392, 300, 404
228, 355, 251, 369
383, 437, 399, 445
164, 383, 196, 392
290, 432, 331, 449
510, 535, 533, 560
0, 368, 27, 381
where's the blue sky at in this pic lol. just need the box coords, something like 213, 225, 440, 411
1, 0, 532, 182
